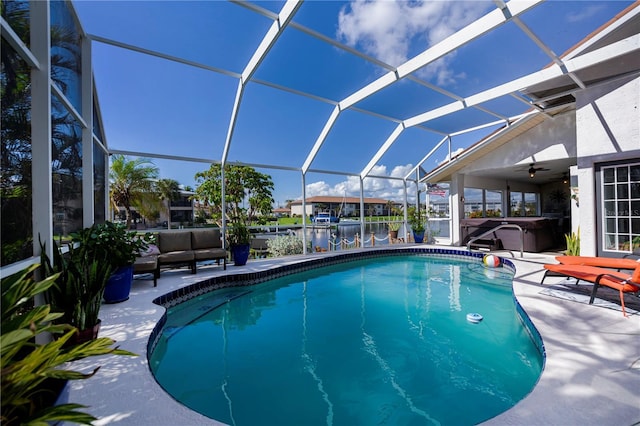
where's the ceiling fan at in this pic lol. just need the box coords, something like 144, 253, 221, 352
527, 163, 550, 178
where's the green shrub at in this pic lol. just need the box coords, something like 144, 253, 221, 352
267, 235, 304, 257
565, 228, 580, 256
1, 265, 135, 425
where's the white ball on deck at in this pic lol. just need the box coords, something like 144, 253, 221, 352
483, 254, 500, 268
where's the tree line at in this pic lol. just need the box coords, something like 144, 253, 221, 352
110, 156, 274, 229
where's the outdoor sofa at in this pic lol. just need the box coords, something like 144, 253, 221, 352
138, 229, 227, 281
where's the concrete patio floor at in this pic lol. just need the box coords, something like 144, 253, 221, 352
60, 246, 640, 425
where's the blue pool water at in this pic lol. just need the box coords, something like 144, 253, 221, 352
150, 255, 543, 425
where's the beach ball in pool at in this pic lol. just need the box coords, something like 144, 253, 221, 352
483, 254, 500, 268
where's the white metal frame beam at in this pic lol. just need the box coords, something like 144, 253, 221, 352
404, 33, 640, 129
221, 0, 302, 165
304, 0, 541, 177
1, 17, 41, 68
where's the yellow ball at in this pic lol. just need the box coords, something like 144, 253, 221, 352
483, 254, 500, 268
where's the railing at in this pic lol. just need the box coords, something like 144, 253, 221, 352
466, 223, 524, 258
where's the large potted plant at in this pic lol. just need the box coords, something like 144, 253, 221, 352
40, 234, 113, 343
228, 219, 252, 266
408, 207, 426, 244
95, 222, 149, 303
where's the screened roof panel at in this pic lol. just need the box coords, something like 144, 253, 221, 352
292, 1, 350, 41
375, 127, 446, 171
253, 28, 388, 101
93, 43, 236, 159
476, 95, 531, 119
519, 1, 635, 57
75, 0, 271, 73
71, 0, 639, 193
448, 124, 505, 157
254, 1, 288, 15
431, 20, 551, 98
351, 79, 458, 121
309, 109, 398, 173
227, 83, 334, 167
419, 107, 502, 136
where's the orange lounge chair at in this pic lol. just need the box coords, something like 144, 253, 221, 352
555, 256, 639, 270
542, 264, 640, 317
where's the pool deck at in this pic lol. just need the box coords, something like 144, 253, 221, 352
59, 246, 640, 425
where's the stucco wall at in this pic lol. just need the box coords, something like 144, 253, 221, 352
575, 75, 640, 256
290, 204, 314, 217
463, 111, 577, 178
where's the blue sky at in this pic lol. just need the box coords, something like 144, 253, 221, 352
73, 0, 633, 206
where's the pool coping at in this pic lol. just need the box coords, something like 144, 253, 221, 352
58, 246, 640, 426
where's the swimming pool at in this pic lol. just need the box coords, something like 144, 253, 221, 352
149, 251, 543, 425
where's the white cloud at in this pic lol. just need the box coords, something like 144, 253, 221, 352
306, 163, 418, 202
567, 5, 605, 23
436, 147, 465, 165
305, 180, 333, 196
337, 1, 489, 84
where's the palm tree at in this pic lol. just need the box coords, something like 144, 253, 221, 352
386, 200, 395, 218
155, 178, 181, 229
109, 155, 158, 230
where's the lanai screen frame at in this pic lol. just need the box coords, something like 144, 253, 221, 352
92, 0, 639, 253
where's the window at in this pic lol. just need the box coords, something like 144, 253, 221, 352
1, 41, 33, 265
464, 188, 503, 218
52, 94, 83, 237
94, 140, 106, 223
601, 162, 640, 253
509, 192, 539, 217
50, 0, 82, 113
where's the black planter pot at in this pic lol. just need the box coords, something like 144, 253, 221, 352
103, 265, 133, 303
231, 244, 250, 266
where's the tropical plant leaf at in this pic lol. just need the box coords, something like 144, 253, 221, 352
25, 403, 97, 425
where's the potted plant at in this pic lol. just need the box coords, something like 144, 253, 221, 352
228, 219, 252, 266
388, 221, 401, 240
40, 234, 113, 343
564, 227, 580, 256
408, 207, 426, 243
92, 222, 149, 303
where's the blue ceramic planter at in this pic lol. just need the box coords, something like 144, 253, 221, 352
231, 244, 250, 266
103, 265, 133, 303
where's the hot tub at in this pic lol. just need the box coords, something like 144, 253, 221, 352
461, 217, 561, 252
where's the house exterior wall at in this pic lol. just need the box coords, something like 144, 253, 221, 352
290, 204, 314, 217
463, 112, 577, 176
575, 75, 640, 256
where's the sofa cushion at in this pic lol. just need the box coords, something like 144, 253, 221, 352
191, 229, 222, 249
194, 247, 227, 261
158, 232, 192, 253
158, 250, 194, 263
133, 255, 157, 273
